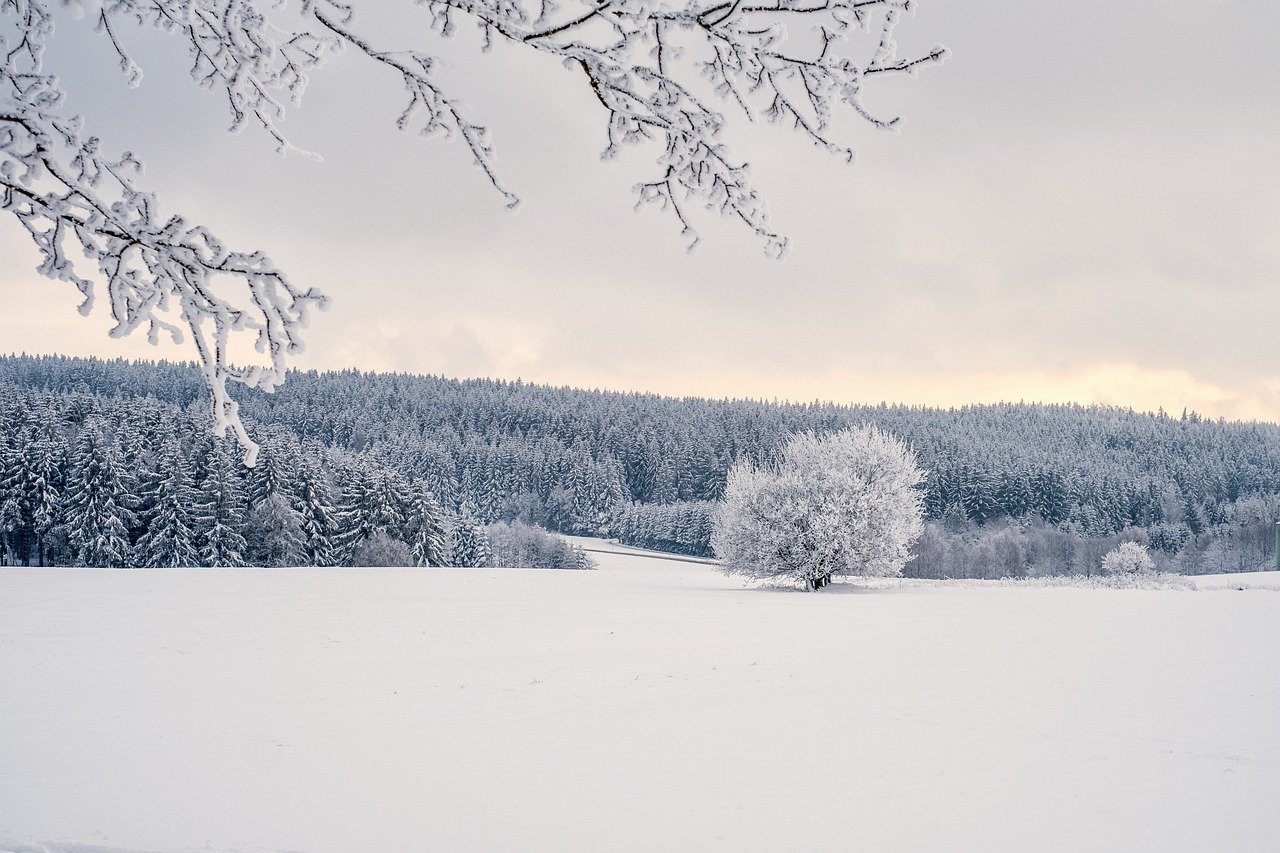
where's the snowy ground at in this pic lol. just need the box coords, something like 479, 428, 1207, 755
1192, 570, 1280, 590
2, 548, 1278, 852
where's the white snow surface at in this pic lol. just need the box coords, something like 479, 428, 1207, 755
1193, 570, 1280, 590
2, 546, 1278, 852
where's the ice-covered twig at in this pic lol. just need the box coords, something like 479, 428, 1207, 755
2, 0, 944, 463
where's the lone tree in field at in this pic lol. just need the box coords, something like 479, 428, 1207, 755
1101, 541, 1155, 576
1, 0, 945, 463
713, 426, 924, 590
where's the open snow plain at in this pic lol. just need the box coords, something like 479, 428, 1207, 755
2, 545, 1278, 852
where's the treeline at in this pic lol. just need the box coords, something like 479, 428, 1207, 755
4, 355, 1280, 573
0, 385, 501, 567
613, 502, 715, 557
906, 494, 1278, 579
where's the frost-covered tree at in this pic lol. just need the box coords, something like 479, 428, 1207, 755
450, 505, 493, 568
485, 520, 595, 569
406, 481, 450, 567
293, 457, 338, 567
133, 437, 200, 567
63, 420, 135, 566
337, 460, 412, 561
1, 1, 945, 463
1101, 541, 1155, 576
195, 438, 248, 567
713, 426, 924, 589
351, 530, 414, 567
244, 491, 306, 567
246, 433, 299, 508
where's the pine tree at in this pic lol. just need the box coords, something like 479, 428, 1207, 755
196, 439, 248, 567
244, 492, 306, 567
246, 432, 298, 508
134, 438, 200, 567
0, 426, 35, 565
293, 457, 337, 566
0, 494, 21, 566
64, 421, 134, 567
407, 481, 450, 567
27, 433, 65, 566
450, 506, 492, 567
337, 459, 411, 562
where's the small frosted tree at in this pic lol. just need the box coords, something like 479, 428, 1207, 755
351, 531, 414, 567
713, 426, 924, 590
1101, 541, 1155, 576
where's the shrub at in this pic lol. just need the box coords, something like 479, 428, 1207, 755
351, 531, 414, 567
485, 521, 596, 569
1102, 541, 1156, 576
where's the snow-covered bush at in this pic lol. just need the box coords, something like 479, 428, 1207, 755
351, 532, 414, 567
713, 427, 925, 590
485, 522, 595, 570
1102, 542, 1156, 576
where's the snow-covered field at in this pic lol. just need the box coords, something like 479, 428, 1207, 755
3, 547, 1278, 853
1192, 570, 1280, 590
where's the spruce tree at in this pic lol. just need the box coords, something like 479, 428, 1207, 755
196, 439, 248, 567
0, 427, 34, 565
407, 481, 450, 567
64, 421, 134, 567
294, 457, 337, 567
337, 460, 411, 562
27, 434, 65, 566
134, 438, 200, 567
450, 506, 492, 568
244, 493, 306, 567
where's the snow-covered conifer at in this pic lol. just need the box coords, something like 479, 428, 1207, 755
293, 458, 338, 567
246, 433, 299, 508
407, 482, 450, 567
134, 438, 201, 568
450, 507, 493, 568
64, 421, 135, 567
196, 439, 248, 567
337, 460, 412, 561
244, 493, 306, 567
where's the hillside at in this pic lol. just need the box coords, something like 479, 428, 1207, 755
3, 354, 1278, 571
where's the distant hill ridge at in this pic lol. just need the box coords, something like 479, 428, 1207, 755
4, 353, 1279, 544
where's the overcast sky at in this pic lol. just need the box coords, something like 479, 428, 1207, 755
3, 1, 1278, 419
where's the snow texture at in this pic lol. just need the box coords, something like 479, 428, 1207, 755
2, 546, 1278, 852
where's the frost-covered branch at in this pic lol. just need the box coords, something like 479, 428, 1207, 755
1, 0, 944, 463
2, 0, 331, 464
